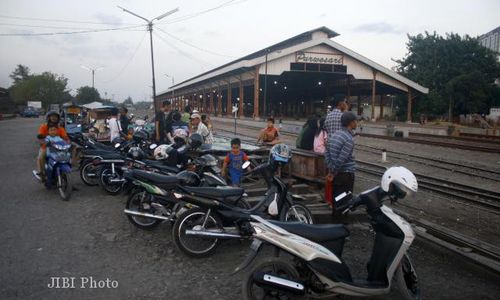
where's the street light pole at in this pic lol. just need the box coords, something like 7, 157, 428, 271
80, 65, 103, 89
263, 49, 269, 117
118, 6, 179, 115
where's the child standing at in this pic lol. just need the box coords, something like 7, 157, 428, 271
221, 138, 249, 186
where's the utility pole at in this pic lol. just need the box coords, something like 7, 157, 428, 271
118, 6, 179, 115
80, 65, 103, 89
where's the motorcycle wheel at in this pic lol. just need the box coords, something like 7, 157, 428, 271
58, 173, 72, 201
80, 162, 99, 186
394, 254, 421, 300
279, 203, 314, 224
99, 167, 123, 195
125, 190, 162, 230
172, 207, 222, 258
242, 257, 302, 300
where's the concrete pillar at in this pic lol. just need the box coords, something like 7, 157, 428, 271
217, 84, 222, 117
209, 90, 214, 115
226, 82, 232, 116
239, 80, 244, 118
407, 88, 412, 123
357, 95, 362, 116
371, 70, 376, 121
346, 76, 351, 101
253, 66, 260, 119
379, 95, 384, 120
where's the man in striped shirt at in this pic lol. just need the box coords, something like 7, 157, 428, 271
324, 98, 347, 139
325, 111, 358, 213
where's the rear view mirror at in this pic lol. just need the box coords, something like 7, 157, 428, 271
242, 161, 251, 169
149, 143, 158, 150
114, 143, 121, 148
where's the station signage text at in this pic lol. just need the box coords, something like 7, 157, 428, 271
296, 51, 343, 65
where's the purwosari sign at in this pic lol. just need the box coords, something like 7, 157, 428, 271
296, 51, 343, 65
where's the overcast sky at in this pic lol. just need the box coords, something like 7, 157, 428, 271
0, 0, 498, 102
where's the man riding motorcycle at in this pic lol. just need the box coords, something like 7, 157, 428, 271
32, 111, 69, 181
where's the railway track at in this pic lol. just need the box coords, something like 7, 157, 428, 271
215, 125, 500, 275
215, 122, 500, 179
356, 160, 500, 214
355, 144, 500, 180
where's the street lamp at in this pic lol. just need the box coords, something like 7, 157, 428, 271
80, 65, 103, 89
118, 5, 179, 115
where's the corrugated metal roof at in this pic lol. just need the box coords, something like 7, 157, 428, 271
159, 26, 428, 95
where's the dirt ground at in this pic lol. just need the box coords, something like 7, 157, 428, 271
0, 117, 499, 299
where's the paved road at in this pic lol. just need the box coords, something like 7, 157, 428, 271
1, 117, 499, 300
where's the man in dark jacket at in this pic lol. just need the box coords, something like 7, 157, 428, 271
119, 107, 130, 136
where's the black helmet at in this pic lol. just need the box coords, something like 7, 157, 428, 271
112, 137, 125, 146
133, 130, 148, 143
127, 146, 145, 160
189, 133, 203, 149
176, 170, 200, 187
198, 154, 218, 167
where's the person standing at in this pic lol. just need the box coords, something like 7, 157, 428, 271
325, 111, 358, 212
324, 98, 347, 139
298, 116, 318, 151
313, 118, 327, 154
119, 107, 130, 136
155, 101, 171, 144
221, 138, 249, 186
181, 105, 191, 123
108, 107, 122, 142
191, 113, 213, 144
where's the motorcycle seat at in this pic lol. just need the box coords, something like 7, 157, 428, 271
82, 149, 116, 157
98, 153, 125, 160
268, 221, 349, 242
180, 186, 244, 201
131, 169, 179, 189
143, 159, 180, 173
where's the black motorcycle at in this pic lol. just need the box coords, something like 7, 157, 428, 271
171, 161, 314, 258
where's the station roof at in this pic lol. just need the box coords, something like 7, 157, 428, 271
160, 26, 428, 95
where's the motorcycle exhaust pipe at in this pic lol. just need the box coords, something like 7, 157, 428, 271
253, 272, 305, 295
109, 178, 126, 183
123, 209, 171, 221
185, 229, 242, 239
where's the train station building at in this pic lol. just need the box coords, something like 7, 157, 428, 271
155, 27, 428, 122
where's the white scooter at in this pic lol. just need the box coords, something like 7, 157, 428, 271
236, 166, 421, 300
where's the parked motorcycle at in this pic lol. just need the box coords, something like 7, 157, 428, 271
236, 166, 421, 300
171, 144, 314, 258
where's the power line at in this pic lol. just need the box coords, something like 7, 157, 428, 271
0, 14, 140, 26
0, 21, 130, 31
153, 31, 213, 69
0, 25, 145, 36
157, 0, 246, 25
156, 27, 235, 58
102, 31, 148, 83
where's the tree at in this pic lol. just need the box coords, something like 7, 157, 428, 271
123, 96, 134, 106
396, 32, 500, 119
75, 86, 101, 104
9, 64, 31, 85
9, 71, 70, 107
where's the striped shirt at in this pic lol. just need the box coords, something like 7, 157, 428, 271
325, 108, 343, 139
325, 128, 355, 173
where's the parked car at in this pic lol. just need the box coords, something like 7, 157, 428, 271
21, 106, 39, 118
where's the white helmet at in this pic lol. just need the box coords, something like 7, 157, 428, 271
381, 166, 418, 197
154, 144, 173, 160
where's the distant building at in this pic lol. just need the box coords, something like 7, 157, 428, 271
479, 26, 500, 61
